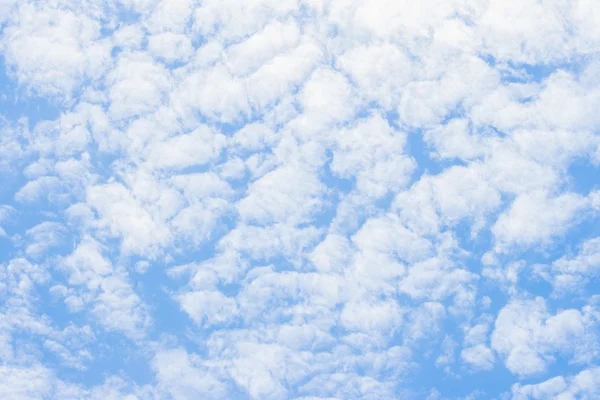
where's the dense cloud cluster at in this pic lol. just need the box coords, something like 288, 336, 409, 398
1, 0, 600, 399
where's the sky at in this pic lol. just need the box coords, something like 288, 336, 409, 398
1, 1, 600, 399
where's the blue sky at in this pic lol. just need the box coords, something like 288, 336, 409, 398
1, 1, 600, 399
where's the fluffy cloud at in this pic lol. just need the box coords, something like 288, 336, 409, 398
491, 298, 599, 377
512, 367, 600, 400
1, 3, 110, 99
59, 236, 150, 338
237, 164, 325, 225
1, 0, 600, 399
492, 191, 596, 251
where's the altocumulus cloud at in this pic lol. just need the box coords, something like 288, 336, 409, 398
1, 1, 600, 399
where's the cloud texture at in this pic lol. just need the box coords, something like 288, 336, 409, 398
1, 0, 600, 399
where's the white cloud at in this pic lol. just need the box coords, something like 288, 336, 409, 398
232, 123, 277, 153
308, 234, 352, 274
477, 0, 572, 64
340, 299, 403, 336
153, 348, 231, 399
87, 181, 173, 258
492, 191, 592, 251
172, 64, 250, 123
534, 237, 600, 295
331, 114, 415, 197
142, 125, 226, 171
14, 176, 61, 204
147, 0, 196, 34
461, 344, 495, 371
298, 67, 356, 126
424, 118, 489, 161
148, 32, 194, 62
0, 364, 53, 400
397, 55, 498, 128
192, 0, 300, 42
399, 257, 477, 308
112, 24, 145, 50
107, 52, 173, 120
337, 42, 412, 109
0, 118, 29, 171
352, 215, 432, 263
177, 290, 238, 327
512, 366, 600, 400
1, 3, 110, 99
60, 236, 150, 338
225, 20, 301, 76
24, 221, 67, 259
491, 298, 599, 377
403, 301, 446, 343
393, 165, 501, 235
237, 164, 325, 225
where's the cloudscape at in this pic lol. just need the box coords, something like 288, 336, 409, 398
1, 1, 600, 399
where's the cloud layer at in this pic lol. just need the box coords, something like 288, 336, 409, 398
1, 0, 600, 399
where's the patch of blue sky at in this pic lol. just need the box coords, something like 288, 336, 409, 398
483, 54, 581, 84
567, 158, 600, 195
